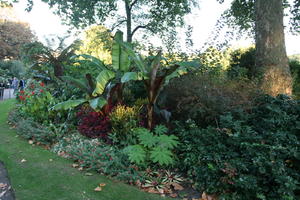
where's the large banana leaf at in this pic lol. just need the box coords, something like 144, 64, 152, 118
112, 31, 130, 72
89, 97, 107, 110
50, 99, 86, 111
92, 70, 115, 96
121, 72, 146, 83
62, 76, 90, 93
71, 54, 107, 70
119, 42, 146, 73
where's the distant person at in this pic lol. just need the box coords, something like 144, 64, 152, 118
19, 79, 25, 91
7, 78, 12, 88
12, 77, 19, 94
0, 81, 5, 100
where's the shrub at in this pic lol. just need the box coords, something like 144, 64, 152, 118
76, 106, 111, 140
124, 125, 179, 167
16, 80, 68, 124
175, 95, 300, 200
109, 104, 139, 145
227, 47, 255, 79
51, 134, 140, 182
162, 73, 260, 127
290, 59, 300, 99
15, 118, 57, 145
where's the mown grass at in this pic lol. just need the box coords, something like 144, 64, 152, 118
0, 99, 170, 200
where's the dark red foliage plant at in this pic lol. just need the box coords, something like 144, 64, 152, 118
76, 106, 111, 141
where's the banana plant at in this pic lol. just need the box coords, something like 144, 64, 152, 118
119, 42, 199, 129
51, 31, 131, 112
50, 70, 115, 111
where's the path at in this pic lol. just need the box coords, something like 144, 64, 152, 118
0, 89, 15, 101
0, 161, 15, 200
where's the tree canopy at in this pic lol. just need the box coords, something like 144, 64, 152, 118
25, 0, 197, 42
77, 25, 113, 65
218, 0, 300, 33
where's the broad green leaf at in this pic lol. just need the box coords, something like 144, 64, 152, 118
112, 31, 122, 71
89, 97, 107, 110
50, 99, 86, 111
150, 147, 173, 165
72, 54, 107, 70
157, 134, 179, 149
154, 125, 168, 135
93, 70, 115, 96
176, 61, 200, 69
120, 49, 130, 72
121, 72, 145, 83
119, 42, 146, 73
113, 31, 131, 72
61, 76, 90, 93
165, 66, 188, 84
124, 145, 146, 165
137, 129, 157, 148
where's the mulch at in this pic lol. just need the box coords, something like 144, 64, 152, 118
0, 161, 15, 200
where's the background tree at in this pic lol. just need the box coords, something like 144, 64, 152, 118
25, 0, 197, 43
77, 25, 113, 65
22, 38, 80, 78
218, 0, 300, 96
0, 4, 36, 60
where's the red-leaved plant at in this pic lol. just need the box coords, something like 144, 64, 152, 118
76, 106, 111, 141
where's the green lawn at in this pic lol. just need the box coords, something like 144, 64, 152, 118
0, 100, 170, 200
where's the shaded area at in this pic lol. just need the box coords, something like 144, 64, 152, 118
0, 161, 15, 200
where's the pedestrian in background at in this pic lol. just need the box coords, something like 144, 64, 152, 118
12, 77, 19, 94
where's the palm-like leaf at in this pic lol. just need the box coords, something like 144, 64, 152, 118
92, 69, 115, 96
62, 76, 90, 94
50, 99, 86, 111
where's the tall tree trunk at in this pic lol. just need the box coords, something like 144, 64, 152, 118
125, 0, 132, 43
54, 63, 64, 77
255, 0, 292, 96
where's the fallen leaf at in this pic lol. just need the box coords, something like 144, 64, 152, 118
99, 183, 106, 187
135, 180, 142, 187
0, 183, 7, 189
94, 186, 102, 192
28, 140, 33, 144
78, 167, 83, 171
49, 159, 53, 162
169, 193, 178, 198
145, 188, 159, 194
21, 159, 27, 163
157, 188, 164, 194
201, 192, 218, 200
72, 163, 79, 168
171, 183, 184, 191
85, 173, 93, 176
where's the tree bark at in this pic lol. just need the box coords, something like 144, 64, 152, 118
125, 0, 132, 43
53, 63, 64, 77
255, 0, 292, 96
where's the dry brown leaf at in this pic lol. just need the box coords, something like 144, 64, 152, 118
99, 183, 106, 187
28, 140, 33, 145
145, 188, 159, 194
0, 183, 7, 189
135, 180, 142, 187
171, 183, 184, 191
72, 163, 79, 168
157, 188, 164, 194
78, 167, 83, 171
20, 159, 27, 163
85, 173, 93, 176
169, 193, 178, 198
94, 186, 102, 192
201, 192, 218, 200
